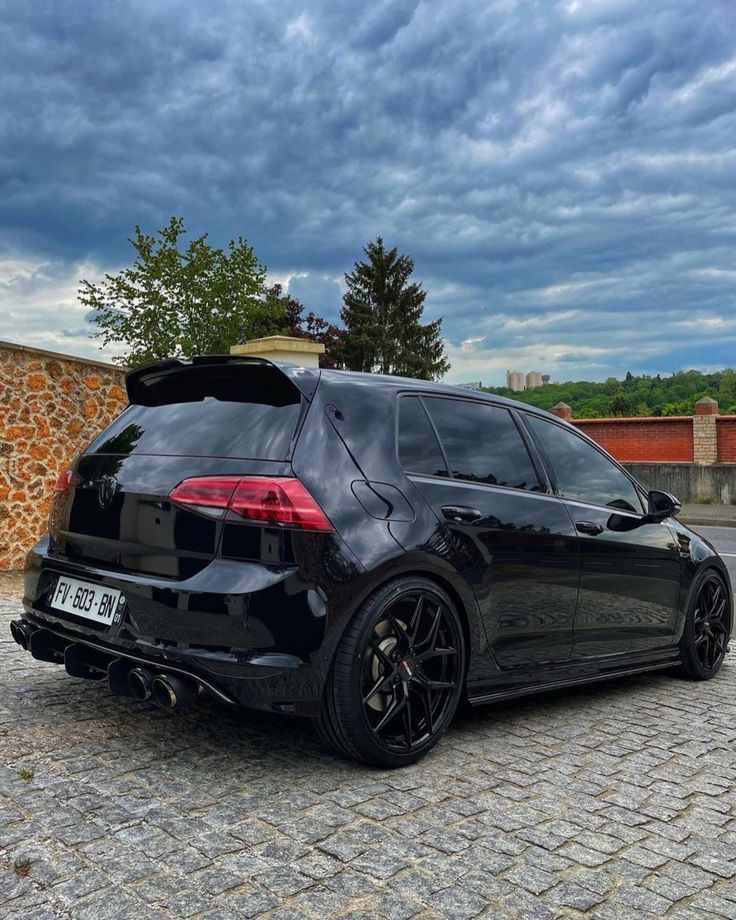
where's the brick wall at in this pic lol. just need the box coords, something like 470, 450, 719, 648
573, 417, 694, 462
0, 341, 127, 570
716, 417, 736, 462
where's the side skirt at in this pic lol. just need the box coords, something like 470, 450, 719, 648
467, 655, 680, 707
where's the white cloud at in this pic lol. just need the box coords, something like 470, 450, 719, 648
284, 12, 315, 43
0, 256, 122, 361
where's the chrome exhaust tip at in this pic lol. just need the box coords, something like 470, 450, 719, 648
127, 667, 154, 701
10, 620, 32, 650
151, 673, 199, 711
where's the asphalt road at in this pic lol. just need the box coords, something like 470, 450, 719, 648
689, 525, 736, 586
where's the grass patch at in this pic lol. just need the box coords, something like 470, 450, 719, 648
17, 768, 34, 781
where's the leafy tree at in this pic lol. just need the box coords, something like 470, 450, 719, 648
264, 284, 345, 369
341, 238, 449, 380
81, 217, 279, 366
484, 368, 736, 418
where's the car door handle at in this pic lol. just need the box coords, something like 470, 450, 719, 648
441, 505, 482, 523
576, 520, 604, 536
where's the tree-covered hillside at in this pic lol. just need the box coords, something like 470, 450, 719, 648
484, 370, 736, 418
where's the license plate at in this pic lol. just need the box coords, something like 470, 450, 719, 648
49, 576, 123, 626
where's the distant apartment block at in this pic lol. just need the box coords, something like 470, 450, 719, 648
506, 369, 549, 391
458, 381, 483, 391
506, 370, 525, 391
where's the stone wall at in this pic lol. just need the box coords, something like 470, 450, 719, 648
0, 341, 127, 570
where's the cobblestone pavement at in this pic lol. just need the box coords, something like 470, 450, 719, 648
1, 593, 735, 920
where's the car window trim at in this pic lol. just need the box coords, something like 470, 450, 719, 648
394, 392, 450, 478
397, 391, 545, 494
518, 410, 647, 515
406, 472, 550, 499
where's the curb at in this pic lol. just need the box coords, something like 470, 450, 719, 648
680, 517, 736, 529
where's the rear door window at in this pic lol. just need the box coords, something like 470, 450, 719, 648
397, 396, 448, 477
423, 397, 541, 491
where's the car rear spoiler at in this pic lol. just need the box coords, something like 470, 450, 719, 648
125, 355, 320, 406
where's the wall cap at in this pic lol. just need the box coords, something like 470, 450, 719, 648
0, 338, 124, 372
573, 416, 692, 424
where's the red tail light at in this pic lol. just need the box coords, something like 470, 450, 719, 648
54, 469, 73, 493
169, 476, 334, 532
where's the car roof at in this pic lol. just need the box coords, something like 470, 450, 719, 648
317, 366, 560, 421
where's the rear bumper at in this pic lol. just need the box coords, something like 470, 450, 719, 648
20, 537, 335, 714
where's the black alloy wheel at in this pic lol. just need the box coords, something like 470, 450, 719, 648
680, 571, 731, 680
318, 577, 466, 767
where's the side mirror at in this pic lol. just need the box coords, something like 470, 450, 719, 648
647, 489, 681, 521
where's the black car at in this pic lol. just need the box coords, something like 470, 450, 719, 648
11, 357, 732, 767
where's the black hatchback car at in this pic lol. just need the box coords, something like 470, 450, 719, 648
12, 356, 732, 766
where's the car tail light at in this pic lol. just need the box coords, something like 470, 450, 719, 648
54, 469, 73, 493
169, 476, 334, 532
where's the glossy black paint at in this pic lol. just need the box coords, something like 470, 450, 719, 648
19, 357, 733, 716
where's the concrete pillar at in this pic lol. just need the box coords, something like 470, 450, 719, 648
693, 397, 718, 465
230, 335, 324, 368
552, 402, 573, 421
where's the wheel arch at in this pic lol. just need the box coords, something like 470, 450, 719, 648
679, 558, 733, 643
323, 556, 486, 693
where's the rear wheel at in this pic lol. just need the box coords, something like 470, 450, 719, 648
679, 570, 731, 680
318, 577, 466, 767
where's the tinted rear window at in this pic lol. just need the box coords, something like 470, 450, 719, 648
87, 365, 303, 459
423, 397, 540, 490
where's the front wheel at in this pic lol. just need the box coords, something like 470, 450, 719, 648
679, 570, 731, 680
318, 577, 466, 767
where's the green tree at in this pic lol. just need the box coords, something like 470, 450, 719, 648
340, 238, 449, 380
80, 217, 278, 366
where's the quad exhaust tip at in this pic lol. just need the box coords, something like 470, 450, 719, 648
10, 620, 32, 651
127, 667, 154, 701
152, 673, 199, 711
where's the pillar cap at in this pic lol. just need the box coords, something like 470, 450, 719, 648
694, 396, 719, 415
230, 335, 325, 357
552, 401, 573, 419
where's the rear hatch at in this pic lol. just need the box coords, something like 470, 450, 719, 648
51, 358, 316, 578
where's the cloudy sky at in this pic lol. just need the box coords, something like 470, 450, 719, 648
1, 0, 736, 385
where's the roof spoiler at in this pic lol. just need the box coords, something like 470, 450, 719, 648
125, 355, 320, 405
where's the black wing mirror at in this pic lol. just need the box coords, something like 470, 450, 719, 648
647, 489, 681, 521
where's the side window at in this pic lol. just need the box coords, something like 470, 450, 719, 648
397, 396, 449, 477
525, 415, 644, 513
424, 397, 541, 491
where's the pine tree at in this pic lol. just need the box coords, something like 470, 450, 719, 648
340, 238, 449, 380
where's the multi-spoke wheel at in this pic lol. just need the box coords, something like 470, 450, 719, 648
318, 577, 466, 766
679, 570, 731, 680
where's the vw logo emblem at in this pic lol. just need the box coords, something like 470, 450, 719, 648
97, 474, 118, 508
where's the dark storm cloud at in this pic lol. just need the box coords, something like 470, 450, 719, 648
1, 0, 736, 381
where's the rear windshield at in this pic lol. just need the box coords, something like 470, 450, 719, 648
86, 365, 303, 459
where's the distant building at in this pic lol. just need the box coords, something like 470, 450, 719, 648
541, 374, 550, 385
506, 370, 525, 392
525, 371, 544, 389
458, 381, 483, 391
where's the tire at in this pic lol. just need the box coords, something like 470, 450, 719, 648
317, 577, 466, 767
679, 569, 731, 680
